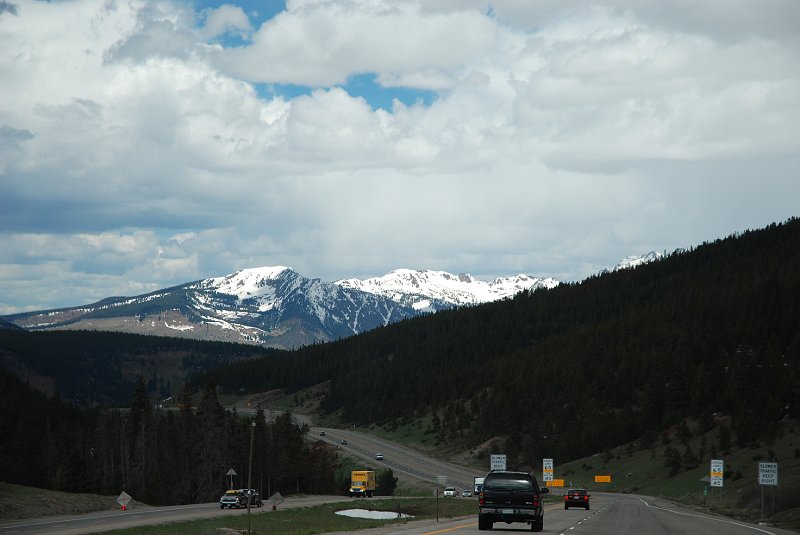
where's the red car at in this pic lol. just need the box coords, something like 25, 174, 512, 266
564, 488, 590, 510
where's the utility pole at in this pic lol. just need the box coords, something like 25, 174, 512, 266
248, 420, 255, 535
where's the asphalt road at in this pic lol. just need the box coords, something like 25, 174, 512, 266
311, 425, 483, 492
341, 493, 798, 535
0, 495, 350, 535
3, 428, 795, 535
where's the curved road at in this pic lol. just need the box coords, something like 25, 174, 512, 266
3, 427, 794, 535
311, 425, 482, 492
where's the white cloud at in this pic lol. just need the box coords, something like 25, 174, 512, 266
0, 0, 798, 314
215, 0, 496, 86
199, 4, 252, 41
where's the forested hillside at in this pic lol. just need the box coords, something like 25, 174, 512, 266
206, 219, 800, 467
0, 370, 339, 503
0, 330, 278, 406
3, 218, 798, 500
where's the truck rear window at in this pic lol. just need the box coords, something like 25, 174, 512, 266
484, 478, 534, 491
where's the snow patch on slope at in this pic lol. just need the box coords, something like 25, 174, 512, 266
614, 252, 663, 270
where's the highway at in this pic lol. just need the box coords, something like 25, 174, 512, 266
311, 425, 482, 492
2, 427, 795, 535
340, 493, 798, 535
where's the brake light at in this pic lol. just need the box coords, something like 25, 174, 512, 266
533, 496, 539, 507
565, 496, 568, 501
478, 493, 484, 505
584, 496, 588, 500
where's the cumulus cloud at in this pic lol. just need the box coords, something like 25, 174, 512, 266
215, 0, 497, 86
0, 0, 798, 313
199, 4, 252, 41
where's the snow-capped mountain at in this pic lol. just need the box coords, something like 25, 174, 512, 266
6, 266, 558, 348
336, 269, 559, 312
6, 267, 418, 349
614, 251, 663, 270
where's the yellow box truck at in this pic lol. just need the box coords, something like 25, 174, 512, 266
350, 470, 376, 497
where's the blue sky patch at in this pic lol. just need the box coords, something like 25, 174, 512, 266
343, 73, 437, 111
255, 83, 314, 101
195, 0, 287, 28
256, 74, 438, 112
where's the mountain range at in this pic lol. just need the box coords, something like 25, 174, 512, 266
2, 255, 654, 348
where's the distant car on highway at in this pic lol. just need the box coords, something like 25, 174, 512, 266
340, 439, 348, 444
564, 488, 590, 510
319, 430, 325, 436
462, 489, 472, 497
443, 486, 457, 497
375, 453, 384, 460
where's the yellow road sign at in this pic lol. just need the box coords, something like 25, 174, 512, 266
546, 479, 564, 487
594, 475, 612, 483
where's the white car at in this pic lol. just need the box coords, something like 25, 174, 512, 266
443, 487, 456, 497
375, 453, 384, 460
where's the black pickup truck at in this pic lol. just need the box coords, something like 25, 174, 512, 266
478, 470, 549, 531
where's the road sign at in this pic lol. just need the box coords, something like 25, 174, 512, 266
542, 458, 553, 482
710, 459, 724, 487
490, 454, 507, 471
594, 475, 611, 483
759, 462, 778, 486
226, 467, 238, 489
436, 475, 448, 486
116, 491, 132, 510
546, 479, 564, 487
270, 492, 284, 509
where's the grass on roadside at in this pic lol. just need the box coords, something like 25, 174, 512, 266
0, 482, 123, 521
98, 497, 478, 535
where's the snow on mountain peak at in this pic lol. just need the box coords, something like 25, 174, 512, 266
614, 252, 663, 270
336, 268, 558, 311
201, 266, 291, 301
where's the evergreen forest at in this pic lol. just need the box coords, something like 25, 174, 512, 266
2, 217, 799, 501
0, 370, 340, 503
204, 218, 800, 467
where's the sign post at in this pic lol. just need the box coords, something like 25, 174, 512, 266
116, 491, 132, 511
542, 458, 553, 483
226, 468, 237, 490
269, 491, 284, 511
759, 462, 778, 522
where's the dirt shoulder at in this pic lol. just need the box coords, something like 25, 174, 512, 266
0, 482, 133, 521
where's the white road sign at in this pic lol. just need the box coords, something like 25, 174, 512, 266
116, 491, 132, 508
542, 458, 554, 482
710, 459, 724, 487
490, 454, 507, 471
759, 462, 778, 486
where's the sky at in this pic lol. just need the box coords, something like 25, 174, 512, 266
1, 0, 799, 314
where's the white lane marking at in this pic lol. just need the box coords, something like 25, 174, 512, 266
637, 497, 778, 534
559, 503, 609, 533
